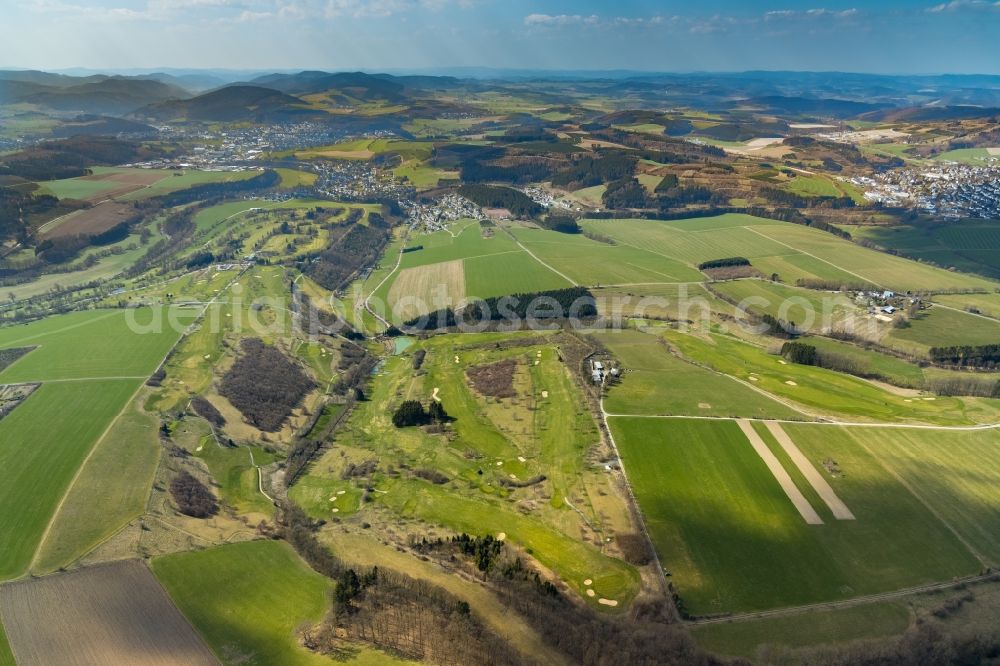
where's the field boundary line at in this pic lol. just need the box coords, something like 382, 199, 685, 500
743, 225, 884, 289
598, 396, 670, 598
764, 421, 854, 520
0, 309, 121, 348
654, 333, 815, 419
602, 412, 1000, 431
688, 572, 1000, 626
501, 226, 579, 286
850, 431, 989, 568
17, 375, 149, 383
29, 268, 250, 574
933, 302, 1000, 323
737, 419, 823, 524
363, 224, 413, 330
27, 376, 147, 574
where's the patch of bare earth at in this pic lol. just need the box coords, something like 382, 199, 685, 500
42, 201, 136, 239
702, 265, 763, 280
466, 357, 518, 398
0, 560, 216, 665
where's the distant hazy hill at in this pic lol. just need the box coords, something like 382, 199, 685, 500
50, 115, 157, 138
733, 95, 891, 119
135, 85, 322, 122
861, 105, 1000, 123
0, 73, 189, 115
0, 69, 107, 88
247, 70, 409, 102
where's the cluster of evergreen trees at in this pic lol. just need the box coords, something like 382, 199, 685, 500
698, 257, 750, 270
405, 287, 597, 330
457, 184, 541, 217
391, 399, 449, 427
930, 344, 1000, 368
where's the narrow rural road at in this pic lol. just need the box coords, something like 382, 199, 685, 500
600, 411, 1000, 431
362, 223, 416, 331
597, 396, 670, 596
688, 572, 999, 626
743, 225, 884, 289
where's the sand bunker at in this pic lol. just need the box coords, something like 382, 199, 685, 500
541, 390, 549, 398
598, 599, 619, 607
432, 387, 441, 402
496, 532, 506, 541
786, 380, 798, 386
517, 456, 526, 462
587, 589, 596, 597
584, 578, 593, 586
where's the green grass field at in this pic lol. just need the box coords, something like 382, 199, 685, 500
0, 379, 140, 579
610, 417, 979, 615
195, 439, 277, 516
37, 168, 261, 202
711, 280, 863, 333
36, 175, 122, 200
595, 329, 802, 419
0, 308, 192, 579
511, 227, 705, 285
31, 391, 161, 573
935, 292, 1000, 319
274, 168, 318, 188
885, 305, 1000, 355
664, 329, 1000, 425
801, 335, 926, 387
692, 602, 911, 658
0, 309, 196, 382
374, 223, 578, 320
393, 161, 458, 189
821, 425, 1000, 564
785, 173, 842, 198
295, 333, 640, 607
0, 617, 13, 666
571, 184, 607, 205
847, 220, 1000, 280
463, 250, 570, 298
154, 540, 351, 666
582, 214, 997, 292
933, 147, 1000, 165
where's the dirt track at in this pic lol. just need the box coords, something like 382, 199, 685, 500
737, 419, 823, 525
765, 421, 855, 520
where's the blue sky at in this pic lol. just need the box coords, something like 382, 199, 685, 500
3, 0, 1000, 73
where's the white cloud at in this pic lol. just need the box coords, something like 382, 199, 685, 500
764, 8, 860, 20
21, 0, 468, 22
524, 14, 600, 27
927, 0, 1000, 11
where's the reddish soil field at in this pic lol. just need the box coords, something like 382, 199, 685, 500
42, 201, 136, 239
